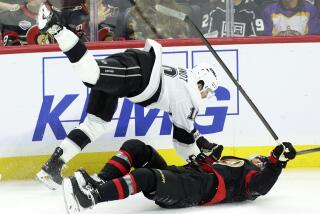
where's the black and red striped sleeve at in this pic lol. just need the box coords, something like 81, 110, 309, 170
246, 163, 282, 198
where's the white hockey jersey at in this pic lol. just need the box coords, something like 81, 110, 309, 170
126, 39, 205, 160
147, 65, 204, 159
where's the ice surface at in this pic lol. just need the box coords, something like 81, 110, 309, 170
0, 169, 319, 214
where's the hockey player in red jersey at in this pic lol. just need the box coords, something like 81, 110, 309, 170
62, 140, 296, 213
36, 3, 223, 190
0, 0, 55, 45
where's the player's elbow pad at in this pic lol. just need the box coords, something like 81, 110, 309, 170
72, 51, 100, 85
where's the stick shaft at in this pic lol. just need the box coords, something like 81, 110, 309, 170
296, 147, 320, 155
184, 16, 279, 141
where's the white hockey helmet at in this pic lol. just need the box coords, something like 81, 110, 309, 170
192, 63, 218, 96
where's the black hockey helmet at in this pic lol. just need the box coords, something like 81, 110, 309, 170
247, 154, 269, 170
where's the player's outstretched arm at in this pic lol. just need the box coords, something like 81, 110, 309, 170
268, 142, 296, 167
248, 142, 296, 197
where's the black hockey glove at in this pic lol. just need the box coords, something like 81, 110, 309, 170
196, 152, 217, 165
186, 153, 213, 168
269, 142, 296, 168
187, 151, 218, 168
196, 136, 223, 161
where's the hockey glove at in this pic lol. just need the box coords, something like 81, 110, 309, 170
269, 142, 296, 168
196, 152, 217, 165
186, 152, 214, 168
196, 136, 223, 161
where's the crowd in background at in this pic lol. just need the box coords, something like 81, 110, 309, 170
0, 0, 320, 45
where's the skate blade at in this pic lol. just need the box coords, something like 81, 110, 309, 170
36, 170, 60, 190
63, 178, 81, 214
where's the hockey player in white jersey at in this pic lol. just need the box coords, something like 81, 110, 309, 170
36, 3, 223, 190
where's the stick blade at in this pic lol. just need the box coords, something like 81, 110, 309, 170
155, 4, 187, 21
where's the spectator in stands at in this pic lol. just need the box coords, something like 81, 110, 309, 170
47, 0, 90, 41
199, 0, 264, 37
0, 1, 20, 11
0, 0, 55, 45
313, 0, 320, 17
262, 0, 320, 35
103, 0, 133, 12
115, 0, 190, 40
0, 0, 90, 45
254, 0, 278, 8
98, 0, 120, 41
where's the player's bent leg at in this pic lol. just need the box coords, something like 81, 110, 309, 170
36, 147, 65, 190
77, 114, 108, 143
97, 139, 150, 181
98, 139, 167, 181
62, 176, 100, 214
38, 4, 99, 86
54, 27, 100, 85
37, 114, 108, 190
97, 168, 156, 202
74, 168, 105, 190
118, 139, 167, 169
144, 145, 168, 169
64, 168, 156, 213
36, 137, 81, 190
150, 168, 216, 208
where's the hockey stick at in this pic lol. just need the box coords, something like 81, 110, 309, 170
131, 2, 163, 39
155, 4, 280, 144
135, 6, 161, 37
296, 147, 320, 155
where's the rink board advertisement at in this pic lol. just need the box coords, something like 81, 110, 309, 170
0, 39, 320, 179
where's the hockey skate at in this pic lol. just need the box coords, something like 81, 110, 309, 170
36, 147, 65, 190
74, 168, 105, 189
37, 3, 62, 35
63, 176, 100, 213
